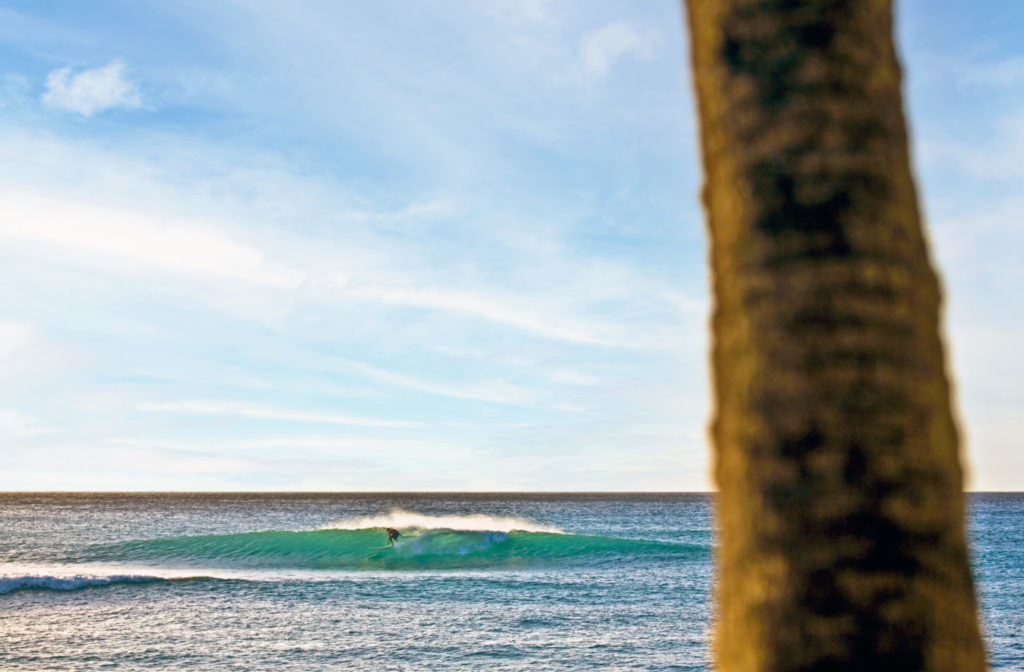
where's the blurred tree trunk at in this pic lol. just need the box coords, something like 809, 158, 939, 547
683, 1, 986, 670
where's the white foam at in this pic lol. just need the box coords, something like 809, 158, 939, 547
321, 509, 562, 534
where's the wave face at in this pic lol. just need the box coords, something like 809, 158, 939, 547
84, 527, 702, 571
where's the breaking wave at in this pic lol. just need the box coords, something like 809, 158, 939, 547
0, 573, 184, 595
79, 518, 704, 571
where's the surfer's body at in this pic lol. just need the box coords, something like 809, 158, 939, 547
386, 527, 401, 547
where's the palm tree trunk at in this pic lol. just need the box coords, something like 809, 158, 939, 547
682, 1, 986, 670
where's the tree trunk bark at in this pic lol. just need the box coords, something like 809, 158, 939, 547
683, 1, 986, 670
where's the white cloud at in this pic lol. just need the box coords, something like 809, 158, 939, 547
0, 407, 53, 436
579, 21, 653, 78
0, 408, 36, 429
957, 56, 1024, 89
41, 60, 142, 116
0, 321, 30, 358
136, 400, 418, 428
0, 191, 304, 288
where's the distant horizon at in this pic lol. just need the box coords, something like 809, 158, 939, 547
3, 490, 1020, 495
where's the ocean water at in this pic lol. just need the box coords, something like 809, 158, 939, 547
0, 493, 1020, 670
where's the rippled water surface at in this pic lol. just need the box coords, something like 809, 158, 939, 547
1, 493, 1020, 670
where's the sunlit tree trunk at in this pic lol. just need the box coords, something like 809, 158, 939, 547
683, 1, 986, 670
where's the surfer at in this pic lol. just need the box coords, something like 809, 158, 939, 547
386, 527, 401, 547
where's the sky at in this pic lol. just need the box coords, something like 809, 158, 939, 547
0, 1, 1021, 491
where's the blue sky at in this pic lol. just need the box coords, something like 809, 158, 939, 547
0, 1, 1021, 491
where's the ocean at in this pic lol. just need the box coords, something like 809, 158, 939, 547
1, 493, 1020, 670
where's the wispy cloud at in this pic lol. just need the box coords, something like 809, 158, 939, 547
0, 321, 30, 359
0, 191, 304, 288
106, 434, 447, 457
228, 436, 435, 451
136, 400, 418, 428
579, 21, 653, 78
918, 109, 1024, 182
345, 285, 611, 346
547, 369, 600, 386
337, 357, 533, 405
957, 56, 1024, 89
42, 60, 142, 116
0, 181, 673, 348
0, 407, 53, 436
0, 128, 692, 350
473, 0, 552, 23
0, 73, 30, 108
0, 2, 710, 490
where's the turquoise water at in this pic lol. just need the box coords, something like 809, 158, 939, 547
1, 493, 1020, 670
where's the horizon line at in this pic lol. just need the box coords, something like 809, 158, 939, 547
2, 490, 1019, 495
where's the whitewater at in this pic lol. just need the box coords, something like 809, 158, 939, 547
2, 493, 1022, 670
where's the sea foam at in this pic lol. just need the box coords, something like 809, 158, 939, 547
320, 508, 562, 533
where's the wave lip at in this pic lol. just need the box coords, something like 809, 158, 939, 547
321, 509, 562, 534
0, 573, 169, 595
